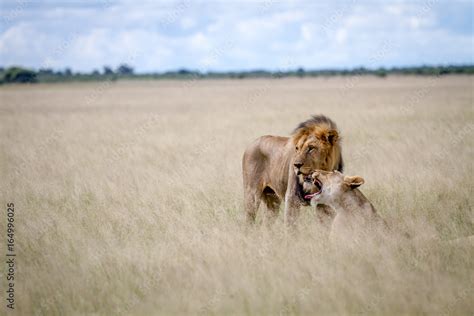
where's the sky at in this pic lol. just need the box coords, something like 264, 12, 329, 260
0, 0, 473, 73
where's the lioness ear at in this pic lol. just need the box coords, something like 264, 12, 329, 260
325, 129, 339, 145
343, 175, 364, 189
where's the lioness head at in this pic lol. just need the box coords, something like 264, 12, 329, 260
292, 115, 342, 177
303, 170, 364, 206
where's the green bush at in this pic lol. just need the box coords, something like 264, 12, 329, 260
2, 67, 37, 83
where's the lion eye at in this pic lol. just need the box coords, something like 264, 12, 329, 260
308, 146, 315, 152
295, 146, 299, 151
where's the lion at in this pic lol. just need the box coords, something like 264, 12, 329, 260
242, 115, 343, 225
305, 170, 388, 242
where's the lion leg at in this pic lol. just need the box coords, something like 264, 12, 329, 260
262, 188, 281, 225
244, 189, 261, 224
285, 184, 301, 226
284, 198, 300, 226
284, 175, 301, 226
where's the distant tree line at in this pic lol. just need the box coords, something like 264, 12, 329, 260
1, 64, 473, 84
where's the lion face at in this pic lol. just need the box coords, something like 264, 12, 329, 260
304, 170, 365, 206
292, 128, 339, 176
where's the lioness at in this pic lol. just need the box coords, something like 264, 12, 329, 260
305, 170, 388, 241
242, 115, 343, 224
307, 171, 471, 245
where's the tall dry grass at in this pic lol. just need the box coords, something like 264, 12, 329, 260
1, 76, 473, 315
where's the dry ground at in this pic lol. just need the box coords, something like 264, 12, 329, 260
1, 76, 473, 315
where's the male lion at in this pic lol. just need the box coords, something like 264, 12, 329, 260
242, 115, 343, 225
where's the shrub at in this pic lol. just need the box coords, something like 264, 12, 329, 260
2, 67, 37, 83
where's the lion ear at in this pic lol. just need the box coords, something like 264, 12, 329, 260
325, 129, 339, 145
343, 175, 364, 189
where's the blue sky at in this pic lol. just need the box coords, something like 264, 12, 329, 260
0, 0, 472, 73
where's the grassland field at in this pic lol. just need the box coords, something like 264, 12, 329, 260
0, 76, 473, 315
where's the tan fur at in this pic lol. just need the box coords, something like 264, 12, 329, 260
306, 170, 388, 242
242, 115, 343, 224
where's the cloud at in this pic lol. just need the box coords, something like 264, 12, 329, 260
335, 29, 347, 45
180, 17, 196, 30
0, 0, 472, 72
300, 24, 313, 41
0, 22, 51, 68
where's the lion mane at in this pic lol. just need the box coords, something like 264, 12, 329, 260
242, 115, 343, 223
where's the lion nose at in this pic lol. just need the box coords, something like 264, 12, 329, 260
294, 162, 303, 169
